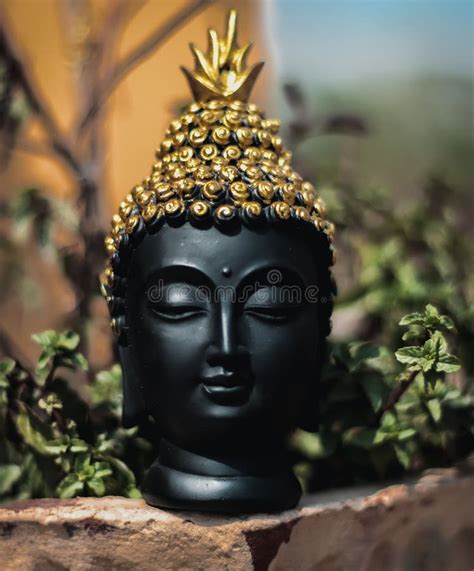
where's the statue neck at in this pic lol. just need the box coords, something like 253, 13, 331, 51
158, 437, 289, 478
141, 437, 302, 513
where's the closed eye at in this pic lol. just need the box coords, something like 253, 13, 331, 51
244, 306, 301, 322
150, 305, 207, 321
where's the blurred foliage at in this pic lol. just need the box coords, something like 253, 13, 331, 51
325, 175, 474, 366
0, 305, 471, 501
0, 187, 80, 315
292, 305, 472, 491
0, 331, 154, 501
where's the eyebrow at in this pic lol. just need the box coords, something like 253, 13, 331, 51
238, 265, 307, 291
144, 265, 215, 289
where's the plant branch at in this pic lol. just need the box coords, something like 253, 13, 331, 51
77, 0, 214, 133
92, 0, 129, 93
376, 368, 419, 424
0, 10, 82, 175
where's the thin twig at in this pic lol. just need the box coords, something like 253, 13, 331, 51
77, 0, 214, 133
376, 369, 418, 424
0, 10, 82, 175
92, 0, 129, 93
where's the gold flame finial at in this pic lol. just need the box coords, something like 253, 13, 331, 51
181, 9, 264, 102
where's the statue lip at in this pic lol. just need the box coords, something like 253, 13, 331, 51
200, 372, 251, 388
200, 372, 252, 405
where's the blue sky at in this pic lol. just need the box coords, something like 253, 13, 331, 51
265, 0, 473, 85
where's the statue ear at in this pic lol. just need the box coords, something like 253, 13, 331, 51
119, 344, 146, 428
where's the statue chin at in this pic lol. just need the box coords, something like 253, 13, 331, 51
118, 223, 329, 513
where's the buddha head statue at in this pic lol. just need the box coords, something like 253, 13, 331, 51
101, 10, 335, 514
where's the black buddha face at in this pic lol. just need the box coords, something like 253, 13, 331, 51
122, 223, 324, 455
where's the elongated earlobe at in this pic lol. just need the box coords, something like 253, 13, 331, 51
119, 345, 146, 428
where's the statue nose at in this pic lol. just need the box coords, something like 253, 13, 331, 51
206, 302, 249, 368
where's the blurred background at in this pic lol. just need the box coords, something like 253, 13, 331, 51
0, 0, 472, 367
0, 0, 473, 499
272, 0, 472, 192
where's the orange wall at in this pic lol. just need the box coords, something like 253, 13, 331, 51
0, 0, 270, 365
2, 0, 270, 210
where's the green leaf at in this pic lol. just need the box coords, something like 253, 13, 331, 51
427, 399, 442, 423
33, 331, 88, 385
401, 329, 421, 342
381, 411, 397, 430
348, 342, 382, 372
90, 364, 122, 417
399, 306, 456, 335
94, 465, 113, 480
399, 312, 424, 326
70, 439, 89, 453
373, 429, 388, 445
57, 352, 88, 372
343, 428, 377, 449
125, 485, 142, 499
360, 375, 386, 412
395, 346, 423, 365
420, 357, 435, 373
15, 404, 54, 455
55, 331, 80, 351
0, 358, 16, 377
0, 358, 15, 389
35, 352, 53, 386
74, 452, 92, 473
57, 474, 84, 499
0, 464, 22, 495
32, 330, 80, 352
425, 304, 440, 319
291, 430, 338, 459
424, 305, 445, 331
32, 330, 59, 350
425, 305, 456, 332
73, 352, 88, 371
87, 477, 106, 497
438, 315, 455, 332
435, 354, 461, 374
106, 457, 138, 487
397, 428, 417, 441
424, 331, 448, 356
44, 437, 69, 456
393, 444, 411, 469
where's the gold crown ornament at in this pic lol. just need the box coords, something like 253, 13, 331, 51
101, 10, 334, 316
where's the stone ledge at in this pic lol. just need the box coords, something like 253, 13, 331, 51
1, 469, 473, 571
